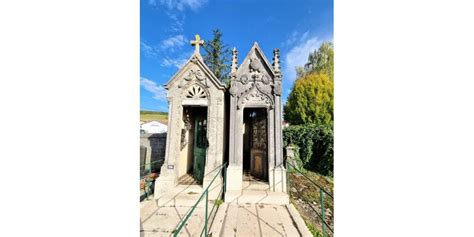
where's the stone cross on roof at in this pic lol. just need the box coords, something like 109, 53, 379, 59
190, 34, 204, 54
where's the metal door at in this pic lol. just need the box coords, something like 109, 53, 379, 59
193, 115, 207, 183
250, 112, 267, 179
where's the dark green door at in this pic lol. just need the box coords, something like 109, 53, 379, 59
193, 115, 207, 183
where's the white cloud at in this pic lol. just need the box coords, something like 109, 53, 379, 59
149, 0, 208, 12
140, 77, 167, 100
161, 35, 187, 51
166, 12, 185, 32
160, 50, 192, 69
141, 35, 187, 60
282, 31, 298, 47
282, 30, 310, 47
141, 41, 158, 58
161, 57, 188, 69
284, 36, 322, 83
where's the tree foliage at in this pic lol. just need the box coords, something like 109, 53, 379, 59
283, 41, 334, 176
304, 42, 334, 80
203, 29, 231, 84
283, 124, 333, 176
284, 72, 333, 126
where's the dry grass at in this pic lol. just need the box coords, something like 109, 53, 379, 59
140, 111, 168, 124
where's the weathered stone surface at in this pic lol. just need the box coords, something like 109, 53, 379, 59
226, 42, 287, 197
153, 37, 287, 205
140, 197, 311, 237
210, 203, 312, 237
154, 35, 226, 200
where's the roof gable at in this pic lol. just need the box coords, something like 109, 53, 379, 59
237, 42, 276, 78
164, 53, 226, 91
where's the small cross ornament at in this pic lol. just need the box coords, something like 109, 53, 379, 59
190, 34, 204, 54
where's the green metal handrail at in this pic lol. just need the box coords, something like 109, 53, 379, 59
286, 161, 334, 237
173, 162, 227, 237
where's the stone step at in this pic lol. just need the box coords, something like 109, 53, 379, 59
242, 181, 270, 191
224, 190, 289, 205
156, 185, 222, 207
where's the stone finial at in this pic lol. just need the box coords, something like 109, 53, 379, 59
190, 34, 204, 55
273, 48, 281, 77
231, 47, 238, 76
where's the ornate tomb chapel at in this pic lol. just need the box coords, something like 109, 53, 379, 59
154, 35, 226, 201
154, 35, 288, 205
225, 43, 288, 203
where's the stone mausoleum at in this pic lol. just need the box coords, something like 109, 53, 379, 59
154, 35, 288, 205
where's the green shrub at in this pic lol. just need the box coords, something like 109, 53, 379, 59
283, 124, 333, 176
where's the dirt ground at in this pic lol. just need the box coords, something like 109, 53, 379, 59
288, 171, 334, 236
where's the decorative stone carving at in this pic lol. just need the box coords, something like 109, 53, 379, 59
155, 33, 226, 200
250, 58, 261, 71
179, 68, 209, 88
231, 47, 238, 76
237, 83, 274, 109
261, 75, 270, 85
226, 42, 288, 197
273, 81, 282, 96
229, 82, 238, 96
272, 48, 281, 78
184, 69, 205, 81
190, 56, 199, 64
186, 85, 206, 99
180, 109, 192, 150
240, 75, 249, 84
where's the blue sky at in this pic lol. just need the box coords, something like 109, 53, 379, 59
140, 0, 333, 112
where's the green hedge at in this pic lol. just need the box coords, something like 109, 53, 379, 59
283, 124, 333, 176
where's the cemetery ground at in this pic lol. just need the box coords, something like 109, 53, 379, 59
140, 197, 312, 237
288, 170, 334, 237
140, 171, 333, 237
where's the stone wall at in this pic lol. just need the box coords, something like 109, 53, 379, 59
140, 133, 167, 176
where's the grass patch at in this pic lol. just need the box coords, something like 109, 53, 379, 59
140, 110, 168, 124
305, 220, 323, 237
214, 199, 224, 206
289, 169, 334, 236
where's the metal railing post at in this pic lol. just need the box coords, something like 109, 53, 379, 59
286, 160, 289, 194
320, 188, 326, 237
285, 159, 333, 235
172, 162, 227, 237
223, 164, 227, 195
205, 190, 208, 237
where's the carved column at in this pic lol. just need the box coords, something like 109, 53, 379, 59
272, 48, 286, 193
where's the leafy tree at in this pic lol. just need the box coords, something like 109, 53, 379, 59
284, 72, 333, 126
304, 42, 334, 80
282, 41, 334, 176
202, 29, 231, 84
283, 124, 333, 176
295, 66, 305, 78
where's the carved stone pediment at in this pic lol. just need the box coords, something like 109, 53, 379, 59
164, 52, 225, 91
237, 83, 274, 109
178, 66, 209, 89
231, 43, 278, 109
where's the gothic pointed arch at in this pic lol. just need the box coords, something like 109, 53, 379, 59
236, 82, 274, 109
